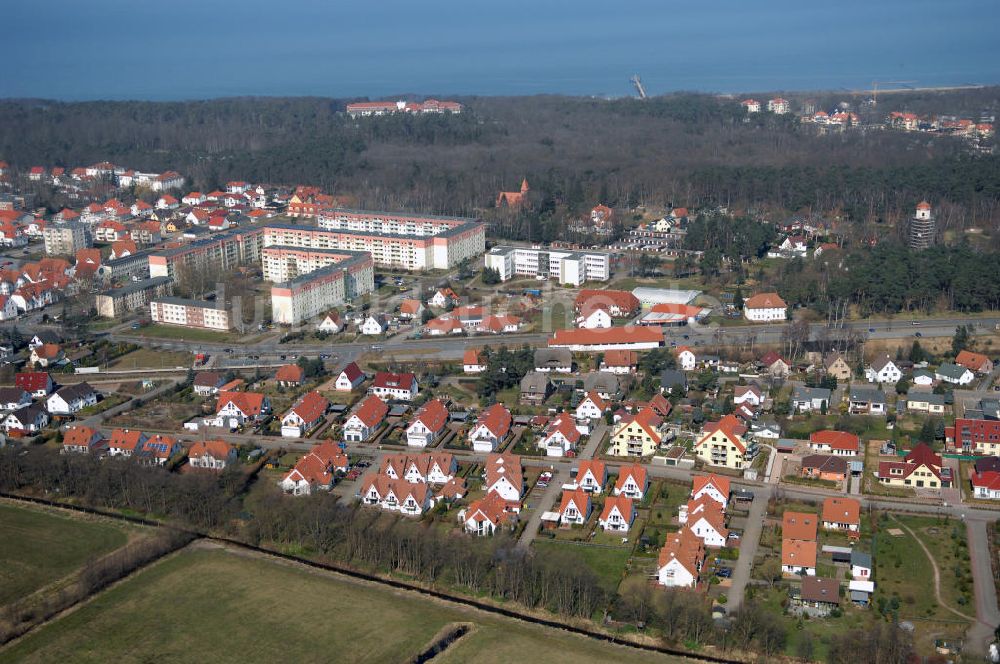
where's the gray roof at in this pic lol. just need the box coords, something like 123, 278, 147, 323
520, 372, 552, 394
850, 591, 870, 602
660, 369, 688, 389
9, 403, 46, 425
54, 382, 96, 401
851, 550, 872, 568
850, 387, 886, 404
582, 372, 620, 394
871, 354, 896, 372
936, 362, 970, 380
534, 348, 572, 368
0, 387, 28, 402
99, 276, 172, 298
913, 368, 934, 379
152, 296, 223, 310
792, 386, 831, 402
907, 390, 945, 406
801, 454, 847, 473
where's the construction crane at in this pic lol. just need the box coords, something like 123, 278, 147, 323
630, 75, 647, 99
870, 80, 916, 105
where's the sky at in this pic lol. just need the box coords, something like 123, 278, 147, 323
4, 0, 1000, 100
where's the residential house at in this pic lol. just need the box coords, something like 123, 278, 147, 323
798, 577, 840, 616
912, 369, 935, 386
3, 404, 49, 435
576, 460, 606, 493
140, 434, 181, 465
317, 311, 343, 334
792, 386, 832, 413
274, 364, 306, 387
429, 288, 460, 309
574, 289, 639, 318
822, 497, 861, 535
193, 372, 226, 397
744, 292, 787, 322
956, 350, 993, 375
800, 455, 848, 482
823, 353, 853, 381
533, 348, 572, 373
280, 391, 330, 438
685, 496, 728, 547
0, 387, 31, 412
380, 452, 457, 485
577, 306, 612, 330
657, 527, 704, 588
614, 464, 649, 500
971, 470, 1000, 500
360, 315, 388, 336
47, 382, 98, 415
468, 403, 512, 453
483, 453, 523, 504
851, 550, 873, 581
360, 476, 431, 516
399, 299, 426, 320
783, 511, 819, 542
280, 443, 348, 495
734, 384, 764, 407
463, 349, 487, 374
559, 489, 592, 525
539, 413, 581, 457
519, 372, 553, 405
693, 415, 754, 470
188, 440, 237, 470
877, 443, 951, 489
334, 362, 365, 391
106, 428, 149, 458
808, 430, 860, 456
343, 395, 389, 442
659, 369, 688, 394
609, 408, 664, 457
865, 355, 902, 385
598, 495, 636, 532
30, 343, 64, 368
61, 425, 105, 454
760, 351, 791, 378
581, 372, 621, 401
405, 399, 450, 447
459, 491, 516, 536
600, 349, 637, 374
675, 346, 696, 371
849, 387, 888, 416
214, 392, 271, 428
690, 474, 730, 509
782, 539, 817, 576
575, 391, 607, 421
370, 371, 418, 401
906, 390, 946, 414
936, 362, 975, 386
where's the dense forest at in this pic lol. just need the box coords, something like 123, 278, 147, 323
1, 89, 998, 241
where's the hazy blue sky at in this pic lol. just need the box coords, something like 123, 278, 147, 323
5, 0, 1000, 100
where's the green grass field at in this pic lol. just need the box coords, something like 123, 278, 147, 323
0, 503, 129, 605
108, 348, 194, 370
135, 325, 238, 343
532, 540, 631, 593
0, 546, 687, 664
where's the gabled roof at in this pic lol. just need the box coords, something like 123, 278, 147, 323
285, 453, 333, 487
274, 364, 305, 383
372, 371, 416, 391
782, 538, 817, 568
745, 292, 786, 309
809, 430, 860, 452
658, 527, 704, 577
63, 425, 101, 448
692, 474, 730, 501
801, 454, 848, 474
108, 428, 146, 451
577, 459, 606, 484
476, 403, 512, 439
615, 463, 648, 492
956, 350, 990, 371
600, 495, 634, 522
574, 289, 640, 314
485, 452, 521, 489
904, 442, 942, 468
287, 391, 329, 423
782, 511, 818, 541
971, 470, 1000, 492
602, 349, 637, 367
189, 439, 234, 460
193, 371, 224, 388
580, 390, 607, 412
617, 407, 663, 444
646, 393, 673, 418
800, 577, 840, 604
411, 399, 449, 432
350, 395, 389, 428
216, 391, 266, 416
54, 382, 96, 402
759, 350, 786, 367
559, 489, 591, 515
699, 415, 746, 453
464, 490, 513, 528
821, 497, 860, 525
463, 348, 485, 365
400, 299, 424, 315
339, 361, 364, 382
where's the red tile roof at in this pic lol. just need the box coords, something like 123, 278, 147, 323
108, 428, 145, 451
692, 474, 730, 501
602, 349, 637, 367
745, 292, 787, 309
476, 403, 512, 439
956, 350, 991, 372
413, 399, 449, 432
287, 391, 330, 423
189, 439, 234, 460
63, 425, 102, 448
351, 395, 389, 428
372, 371, 416, 391
15, 372, 50, 393
339, 361, 364, 382
274, 364, 305, 384
782, 511, 818, 541
782, 539, 817, 568
821, 497, 860, 526
810, 430, 860, 453
216, 391, 267, 416
615, 463, 648, 493
658, 527, 704, 577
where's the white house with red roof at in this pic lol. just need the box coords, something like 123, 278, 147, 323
657, 528, 704, 588
744, 292, 787, 322
406, 399, 450, 447
188, 440, 237, 470
360, 476, 431, 516
676, 346, 696, 371
463, 348, 487, 374
576, 460, 607, 493
808, 430, 860, 457
61, 425, 105, 454
733, 384, 763, 407
334, 362, 365, 391
614, 464, 649, 500
106, 428, 148, 458
459, 490, 517, 536
690, 474, 730, 509
767, 97, 789, 114
484, 453, 523, 504
370, 371, 418, 401
469, 403, 512, 452
343, 395, 389, 442
429, 287, 460, 309
380, 452, 456, 485
559, 489, 592, 525
15, 371, 53, 398
971, 470, 1000, 500
685, 497, 728, 548
280, 442, 349, 495
281, 391, 330, 438
575, 390, 607, 421
576, 306, 612, 330
539, 413, 581, 457
741, 99, 761, 113
318, 311, 343, 334
214, 391, 271, 429
599, 495, 636, 532
140, 434, 181, 465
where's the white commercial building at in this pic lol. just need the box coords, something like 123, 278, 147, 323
484, 245, 610, 286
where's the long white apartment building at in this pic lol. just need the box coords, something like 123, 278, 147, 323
150, 297, 232, 331
149, 226, 265, 279
484, 245, 610, 286
269, 250, 374, 325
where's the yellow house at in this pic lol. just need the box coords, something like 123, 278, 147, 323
609, 408, 663, 457
905, 391, 945, 415
693, 415, 753, 470
823, 353, 852, 381
876, 443, 951, 489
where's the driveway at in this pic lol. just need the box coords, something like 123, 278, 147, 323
727, 485, 771, 610
579, 420, 608, 459
516, 468, 563, 549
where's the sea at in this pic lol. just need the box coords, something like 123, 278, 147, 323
4, 0, 999, 101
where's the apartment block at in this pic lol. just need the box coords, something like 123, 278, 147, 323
270, 251, 374, 325
150, 297, 232, 331
43, 222, 90, 256
96, 276, 173, 318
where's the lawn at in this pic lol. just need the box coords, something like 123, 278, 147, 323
894, 515, 975, 612
134, 325, 239, 343
108, 348, 193, 370
0, 546, 683, 664
0, 503, 130, 605
532, 540, 631, 593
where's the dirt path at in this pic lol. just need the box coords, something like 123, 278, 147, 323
892, 517, 975, 622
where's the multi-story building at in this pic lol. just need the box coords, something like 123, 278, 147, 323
909, 201, 936, 250
150, 297, 231, 331
95, 249, 154, 284
148, 226, 265, 279
275, 209, 485, 270
484, 245, 610, 286
95, 277, 173, 318
693, 415, 756, 470
43, 222, 89, 256
270, 251, 374, 325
